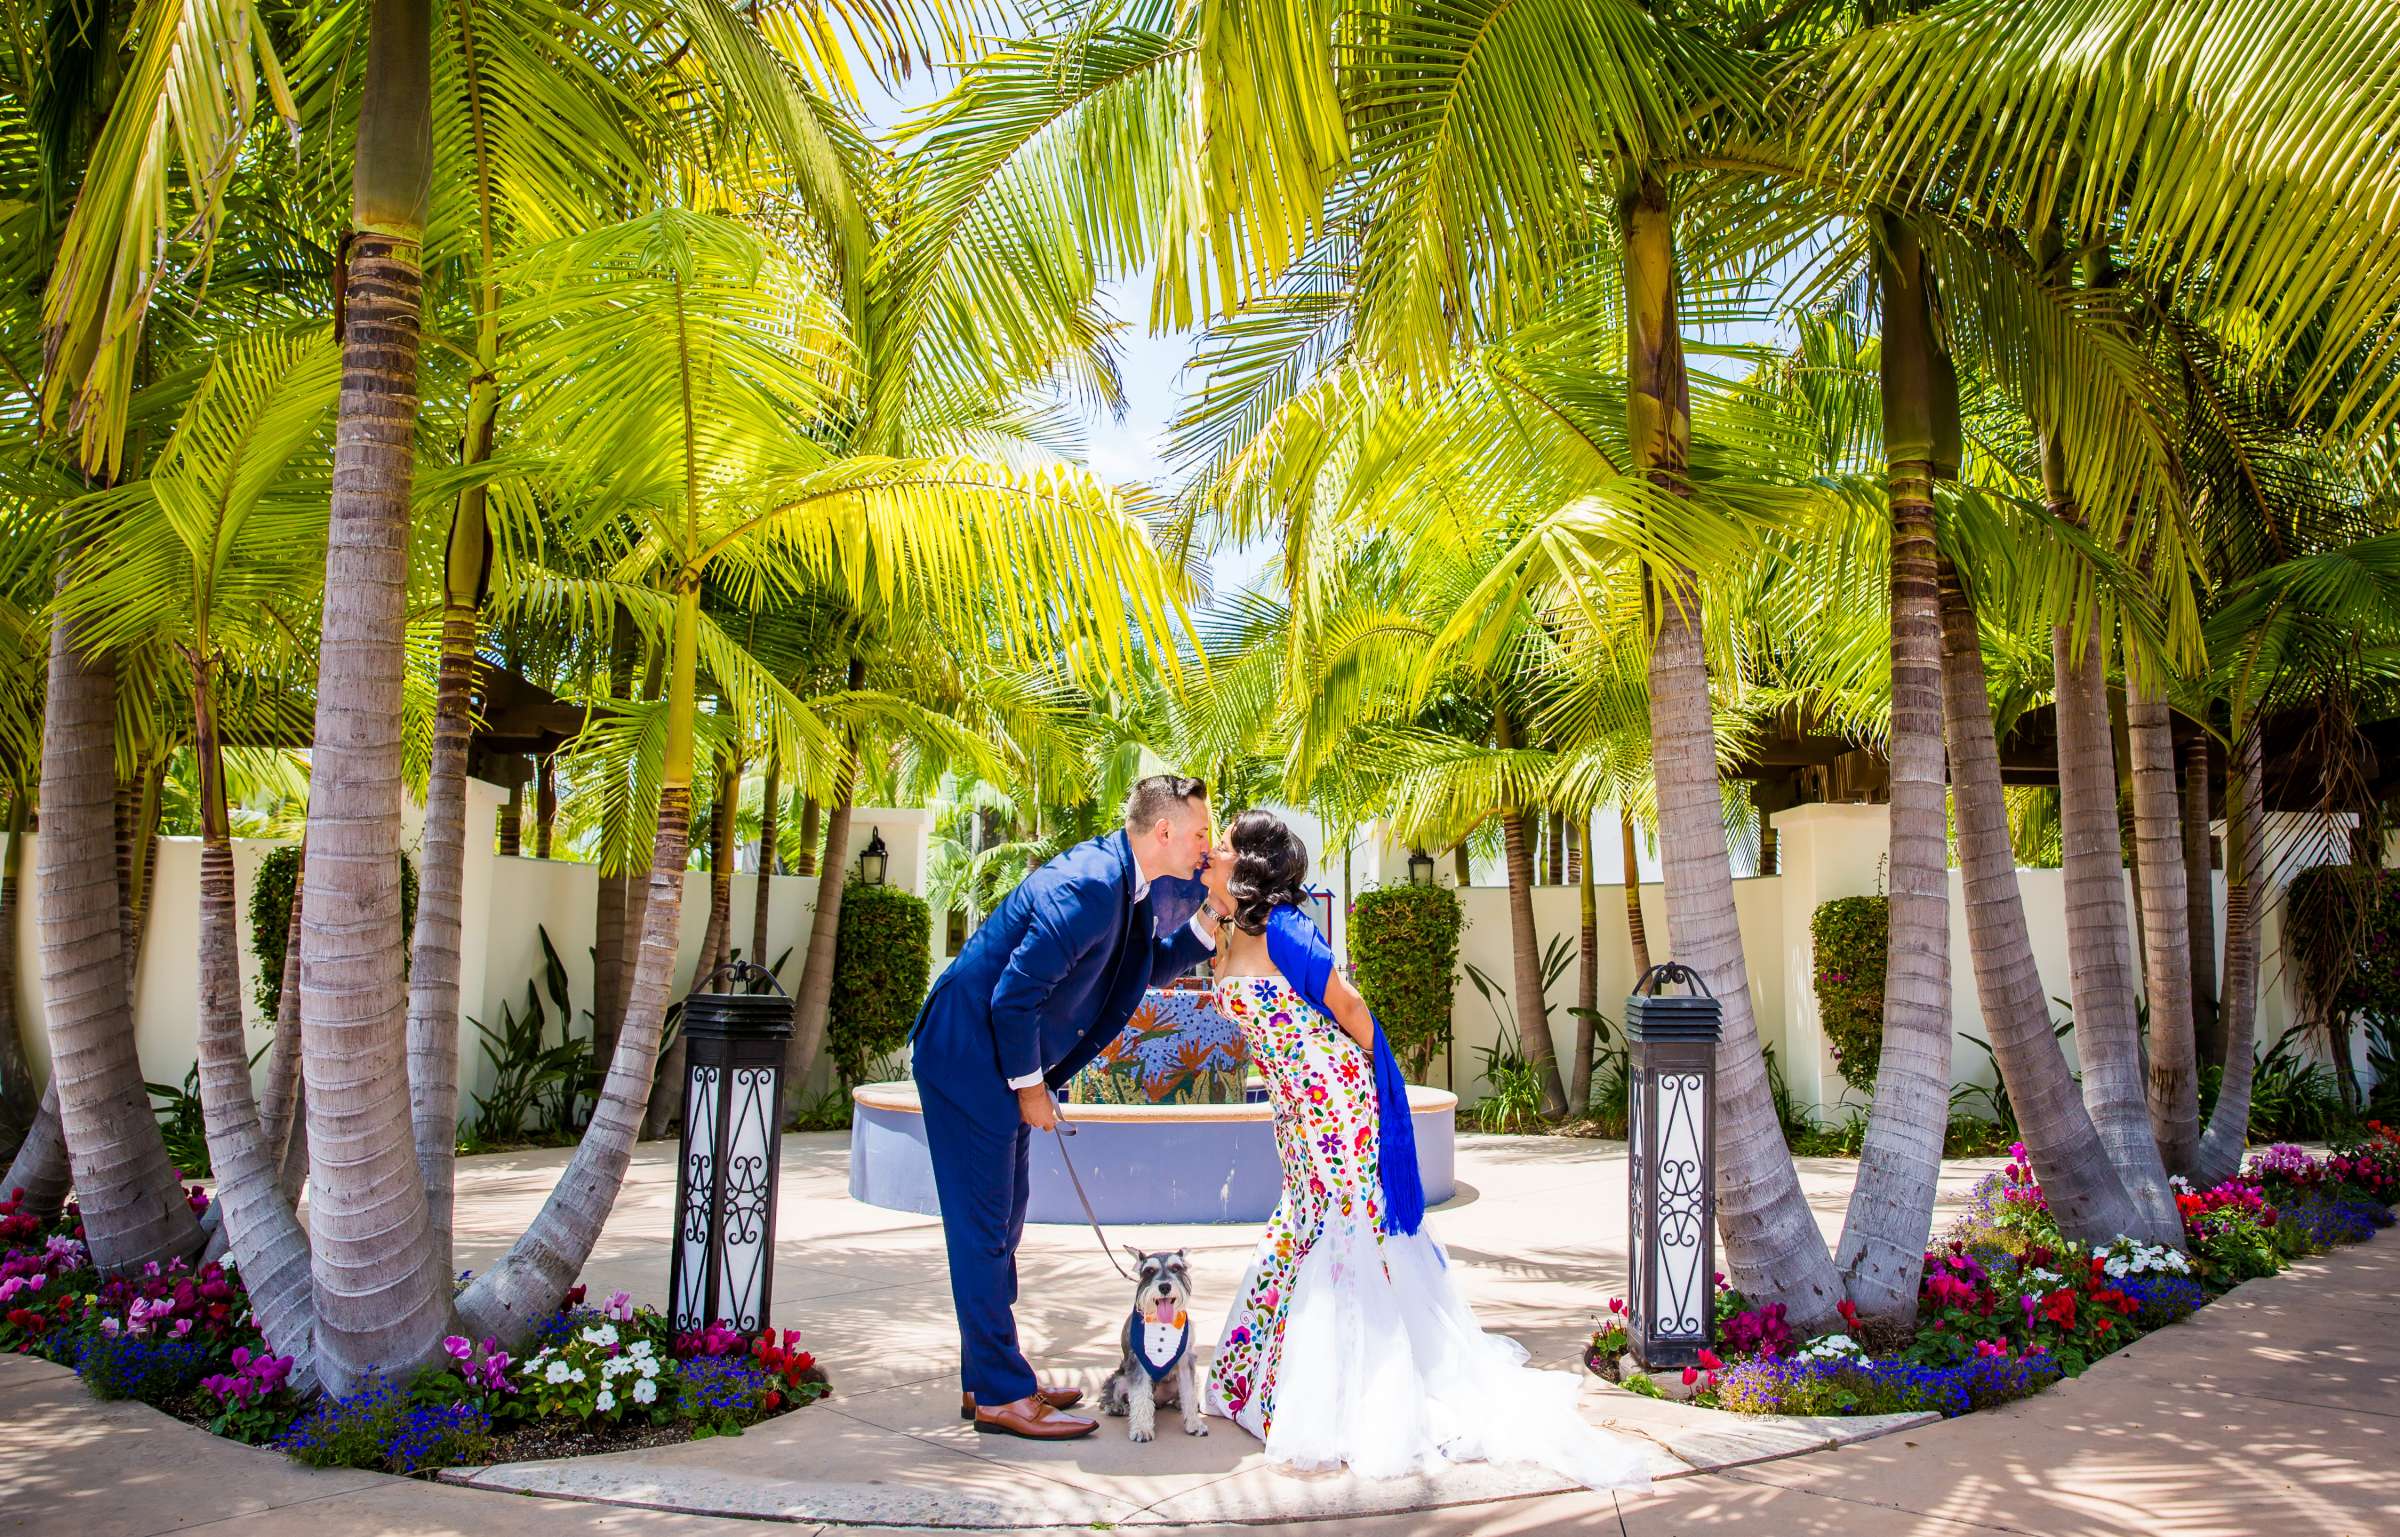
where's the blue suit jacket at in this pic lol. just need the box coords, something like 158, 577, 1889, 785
910, 829, 1212, 1121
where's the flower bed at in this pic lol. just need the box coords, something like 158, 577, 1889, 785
1, 1191, 829, 1473
1584, 1126, 2400, 1419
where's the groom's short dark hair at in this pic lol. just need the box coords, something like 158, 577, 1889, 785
1124, 774, 1207, 835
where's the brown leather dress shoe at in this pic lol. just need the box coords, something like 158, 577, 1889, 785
960, 1386, 1084, 1421
972, 1394, 1098, 1440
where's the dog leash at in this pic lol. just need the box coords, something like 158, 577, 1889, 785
1049, 1119, 1137, 1282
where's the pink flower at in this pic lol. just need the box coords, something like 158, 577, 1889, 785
603, 1289, 636, 1322
443, 1335, 474, 1362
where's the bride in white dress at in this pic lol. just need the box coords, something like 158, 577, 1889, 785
1195, 810, 1651, 1490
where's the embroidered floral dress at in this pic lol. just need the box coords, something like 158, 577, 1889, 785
1202, 972, 1652, 1490
1205, 974, 1384, 1440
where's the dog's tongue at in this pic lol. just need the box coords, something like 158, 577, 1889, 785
1152, 1300, 1176, 1326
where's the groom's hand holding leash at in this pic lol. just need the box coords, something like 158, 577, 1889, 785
1017, 1082, 1061, 1131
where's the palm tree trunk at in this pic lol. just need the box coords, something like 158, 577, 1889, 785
499, 780, 522, 856
1938, 559, 2150, 1243
3, 1083, 69, 1220
2184, 736, 2222, 1069
752, 748, 780, 969
1838, 231, 1954, 1321
1626, 172, 1841, 1327
534, 758, 555, 858
2051, 605, 2179, 1235
300, 0, 456, 1395
2195, 723, 2263, 1185
1621, 810, 1651, 977
407, 597, 478, 1275
1452, 841, 1471, 887
257, 857, 306, 1186
0, 793, 38, 1157
1545, 811, 1565, 885
2127, 684, 2199, 1173
41, 591, 201, 1270
702, 752, 738, 973
785, 658, 868, 1112
1500, 804, 1569, 1117
190, 657, 318, 1380
1571, 817, 1598, 1112
795, 796, 821, 875
455, 586, 701, 1346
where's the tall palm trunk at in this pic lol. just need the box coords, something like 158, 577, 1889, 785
795, 796, 821, 875
1625, 174, 1840, 1328
3, 1084, 69, 1219
752, 748, 780, 969
0, 793, 38, 1156
641, 752, 733, 1140
2195, 723, 2263, 1185
257, 858, 306, 1187
1621, 810, 1651, 976
190, 656, 318, 1379
534, 758, 555, 857
2051, 602, 2178, 1234
456, 586, 701, 1345
1838, 219, 1954, 1323
407, 590, 480, 1274
1571, 817, 1598, 1112
2127, 684, 2199, 1172
785, 657, 868, 1114
1500, 805, 1569, 1117
1453, 841, 1471, 887
301, 0, 456, 1395
1938, 560, 2151, 1244
589, 616, 642, 1081
2183, 736, 2222, 1070
1545, 811, 1566, 885
41, 592, 200, 1270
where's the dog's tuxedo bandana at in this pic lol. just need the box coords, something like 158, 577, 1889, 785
1125, 1300, 1190, 1381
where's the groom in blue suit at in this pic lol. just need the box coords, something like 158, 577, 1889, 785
909, 775, 1227, 1440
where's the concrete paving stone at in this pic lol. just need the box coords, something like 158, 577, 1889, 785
1614, 1473, 2010, 1536
206, 1476, 826, 1537
0, 1374, 387, 1537
464, 1396, 1151, 1528
1717, 1380, 2400, 1537
1123, 1455, 1592, 1526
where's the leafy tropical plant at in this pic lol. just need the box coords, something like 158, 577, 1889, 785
826, 883, 931, 1088
465, 929, 588, 1147
1810, 896, 1890, 1092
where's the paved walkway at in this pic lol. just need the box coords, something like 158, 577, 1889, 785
4, 1134, 2395, 1535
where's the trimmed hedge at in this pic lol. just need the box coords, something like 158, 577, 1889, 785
829, 881, 931, 1085
1350, 883, 1464, 1080
248, 843, 418, 1018
1810, 894, 1887, 1092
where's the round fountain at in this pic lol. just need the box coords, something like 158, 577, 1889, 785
848, 985, 1458, 1224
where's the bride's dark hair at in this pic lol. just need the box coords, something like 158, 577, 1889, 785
1226, 809, 1309, 935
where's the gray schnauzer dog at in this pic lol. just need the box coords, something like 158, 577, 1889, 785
1099, 1247, 1208, 1442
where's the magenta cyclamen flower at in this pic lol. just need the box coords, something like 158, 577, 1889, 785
603, 1289, 636, 1322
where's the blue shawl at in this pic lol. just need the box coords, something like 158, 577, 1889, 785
1264, 903, 1426, 1236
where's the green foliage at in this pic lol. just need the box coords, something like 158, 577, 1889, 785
1350, 884, 1464, 1079
828, 882, 930, 1086
2245, 1026, 2350, 1142
1472, 1028, 1546, 1132
1574, 1006, 1630, 1136
248, 843, 417, 1019
2285, 864, 2400, 1026
465, 928, 587, 1147
1810, 895, 1888, 1092
145, 1062, 214, 1180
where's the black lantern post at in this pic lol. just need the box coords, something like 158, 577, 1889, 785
668, 961, 792, 1336
858, 826, 889, 886
1623, 962, 1721, 1371
1407, 848, 1436, 886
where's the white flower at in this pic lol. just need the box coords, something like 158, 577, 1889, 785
638, 1358, 660, 1379
571, 1367, 587, 1383
2023, 1267, 2064, 1288
1794, 1334, 1865, 1364
580, 1323, 620, 1348
595, 1387, 617, 1413
631, 1377, 658, 1405
628, 1340, 655, 1359
545, 1360, 573, 1384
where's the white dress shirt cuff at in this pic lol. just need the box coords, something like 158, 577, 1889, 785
1006, 1071, 1047, 1091
1190, 910, 1219, 949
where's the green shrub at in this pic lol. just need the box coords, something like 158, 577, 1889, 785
828, 882, 930, 1085
1350, 884, 1464, 1080
1810, 895, 1887, 1092
249, 843, 418, 1019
